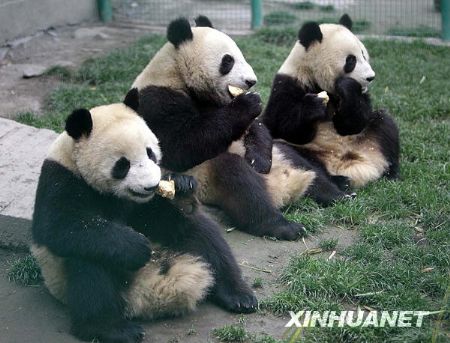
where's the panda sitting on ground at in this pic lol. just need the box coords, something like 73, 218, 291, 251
132, 16, 352, 240
263, 15, 400, 188
31, 89, 257, 343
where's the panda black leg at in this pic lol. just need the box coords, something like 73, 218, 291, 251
169, 209, 258, 313
329, 175, 352, 193
368, 110, 400, 181
306, 175, 350, 207
208, 153, 306, 240
65, 258, 144, 343
275, 143, 351, 206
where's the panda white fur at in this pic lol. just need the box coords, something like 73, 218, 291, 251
263, 14, 400, 187
132, 16, 352, 241
31, 89, 257, 343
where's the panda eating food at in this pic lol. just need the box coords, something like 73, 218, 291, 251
263, 14, 400, 187
31, 89, 257, 343
132, 16, 353, 240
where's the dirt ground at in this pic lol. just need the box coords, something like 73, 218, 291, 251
0, 23, 152, 118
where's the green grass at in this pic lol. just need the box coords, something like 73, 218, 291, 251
318, 4, 335, 12
288, 1, 315, 10
318, 238, 338, 251
213, 323, 249, 342
387, 26, 441, 38
253, 277, 264, 288
213, 323, 282, 343
264, 11, 297, 26
8, 254, 41, 286
13, 29, 450, 342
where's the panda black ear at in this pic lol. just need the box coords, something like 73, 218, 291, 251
339, 14, 353, 31
298, 22, 323, 50
124, 88, 139, 112
195, 15, 213, 28
65, 109, 92, 140
167, 17, 193, 48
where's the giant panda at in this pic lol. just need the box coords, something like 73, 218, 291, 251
132, 16, 351, 241
263, 15, 400, 187
31, 89, 257, 343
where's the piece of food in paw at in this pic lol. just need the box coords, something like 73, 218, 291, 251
157, 180, 175, 199
228, 85, 245, 98
317, 91, 329, 104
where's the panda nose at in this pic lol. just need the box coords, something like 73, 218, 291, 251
366, 76, 375, 82
144, 185, 158, 192
245, 79, 256, 88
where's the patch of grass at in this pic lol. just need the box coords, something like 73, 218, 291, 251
8, 255, 41, 286
44, 65, 73, 81
289, 1, 315, 10
318, 238, 338, 251
252, 277, 263, 288
213, 323, 248, 342
264, 11, 297, 26
318, 4, 335, 12
387, 26, 441, 38
255, 27, 298, 47
252, 334, 281, 343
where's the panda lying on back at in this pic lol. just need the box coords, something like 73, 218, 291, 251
31, 90, 257, 343
132, 16, 354, 240
263, 15, 400, 187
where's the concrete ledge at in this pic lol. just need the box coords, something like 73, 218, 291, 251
0, 118, 57, 220
0, 214, 31, 251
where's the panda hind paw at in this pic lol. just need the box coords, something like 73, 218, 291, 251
213, 286, 258, 314
264, 221, 307, 241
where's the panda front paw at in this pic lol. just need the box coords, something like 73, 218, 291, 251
245, 151, 272, 174
163, 173, 197, 195
301, 93, 328, 121
118, 233, 152, 271
335, 76, 363, 100
230, 92, 262, 122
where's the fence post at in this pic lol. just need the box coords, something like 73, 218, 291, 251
442, 0, 450, 40
97, 0, 113, 23
251, 0, 263, 29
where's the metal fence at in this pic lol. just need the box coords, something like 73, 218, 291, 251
111, 0, 443, 37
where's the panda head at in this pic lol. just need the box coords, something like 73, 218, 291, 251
64, 89, 162, 203
279, 14, 375, 94
166, 16, 257, 105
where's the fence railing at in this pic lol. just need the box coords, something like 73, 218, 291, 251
110, 0, 445, 38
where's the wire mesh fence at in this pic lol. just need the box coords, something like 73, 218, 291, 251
112, 0, 443, 37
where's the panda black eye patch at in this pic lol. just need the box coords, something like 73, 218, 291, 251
220, 54, 235, 75
344, 54, 357, 73
146, 147, 157, 163
112, 157, 130, 179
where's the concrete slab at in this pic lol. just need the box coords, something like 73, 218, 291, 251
0, 118, 57, 219
0, 215, 31, 252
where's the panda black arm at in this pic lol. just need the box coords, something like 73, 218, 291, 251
263, 74, 327, 145
333, 76, 373, 135
138, 86, 261, 172
32, 160, 151, 271
243, 119, 273, 174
